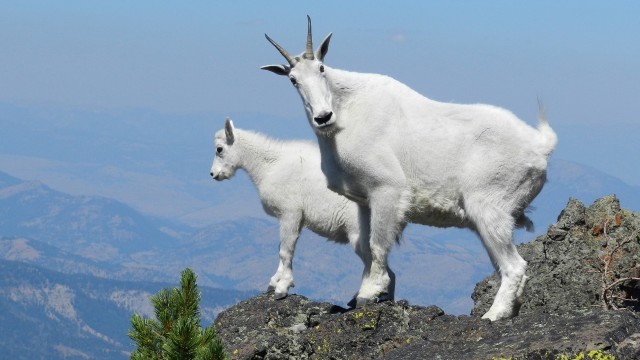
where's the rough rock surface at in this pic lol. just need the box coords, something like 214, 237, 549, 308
473, 195, 640, 316
215, 196, 640, 359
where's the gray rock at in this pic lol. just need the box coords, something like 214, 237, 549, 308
215, 195, 640, 359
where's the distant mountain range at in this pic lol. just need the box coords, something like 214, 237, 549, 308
0, 171, 176, 258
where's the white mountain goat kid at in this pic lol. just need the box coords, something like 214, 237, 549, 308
210, 119, 369, 300
261, 17, 557, 321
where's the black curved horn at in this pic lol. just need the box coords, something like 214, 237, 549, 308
264, 33, 296, 67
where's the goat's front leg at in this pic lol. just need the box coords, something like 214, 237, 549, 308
355, 187, 406, 306
347, 205, 372, 307
268, 213, 302, 299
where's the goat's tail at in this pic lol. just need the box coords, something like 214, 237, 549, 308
536, 100, 558, 157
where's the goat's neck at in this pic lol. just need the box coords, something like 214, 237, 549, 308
325, 66, 435, 120
236, 131, 281, 186
325, 67, 362, 107
325, 67, 402, 117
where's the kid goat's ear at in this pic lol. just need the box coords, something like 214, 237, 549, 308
224, 118, 235, 144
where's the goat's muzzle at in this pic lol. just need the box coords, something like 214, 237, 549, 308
314, 111, 333, 126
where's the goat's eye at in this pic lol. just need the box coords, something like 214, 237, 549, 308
319, 65, 325, 73
216, 146, 223, 155
290, 77, 297, 86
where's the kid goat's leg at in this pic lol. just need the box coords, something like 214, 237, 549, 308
268, 212, 302, 299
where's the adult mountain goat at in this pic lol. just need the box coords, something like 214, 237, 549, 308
261, 17, 557, 321
210, 119, 377, 300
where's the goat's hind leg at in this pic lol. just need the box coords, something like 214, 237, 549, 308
268, 213, 302, 300
467, 200, 527, 321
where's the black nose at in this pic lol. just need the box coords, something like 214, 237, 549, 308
314, 111, 333, 125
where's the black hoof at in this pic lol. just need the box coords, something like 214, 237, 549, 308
273, 291, 287, 300
355, 293, 392, 307
355, 297, 373, 308
347, 297, 358, 308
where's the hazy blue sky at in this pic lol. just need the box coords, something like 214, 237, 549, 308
1, 1, 639, 187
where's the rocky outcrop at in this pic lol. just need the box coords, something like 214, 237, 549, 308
215, 196, 640, 359
473, 195, 640, 316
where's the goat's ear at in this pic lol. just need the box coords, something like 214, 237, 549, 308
224, 118, 235, 144
316, 33, 332, 62
260, 64, 290, 76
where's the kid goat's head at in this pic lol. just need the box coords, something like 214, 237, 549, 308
261, 16, 335, 131
210, 118, 239, 181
